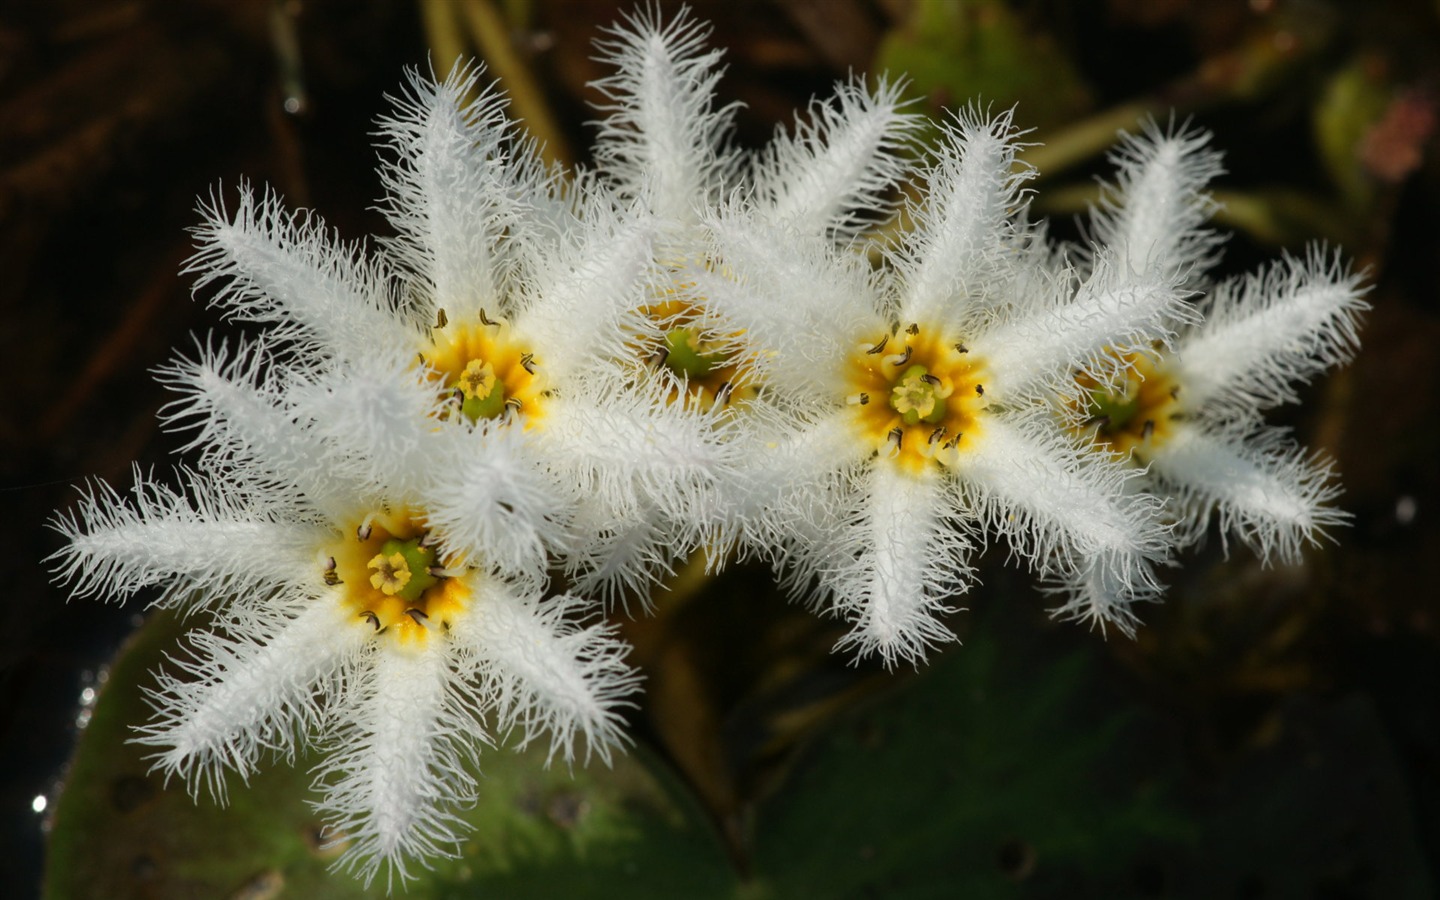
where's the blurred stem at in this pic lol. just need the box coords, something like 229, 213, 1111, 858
1017, 12, 1332, 180
1210, 188, 1360, 247
654, 546, 724, 613
418, 0, 467, 82
1019, 101, 1155, 177
456, 0, 572, 167
1036, 182, 1358, 248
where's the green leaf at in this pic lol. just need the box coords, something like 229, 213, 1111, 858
875, 0, 1090, 131
44, 611, 738, 899
742, 619, 1186, 899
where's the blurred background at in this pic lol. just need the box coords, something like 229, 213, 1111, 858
3, 0, 1438, 896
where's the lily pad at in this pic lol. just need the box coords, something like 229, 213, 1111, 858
742, 611, 1186, 899
43, 610, 738, 899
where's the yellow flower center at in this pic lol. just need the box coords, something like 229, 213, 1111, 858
845, 323, 988, 474
1076, 351, 1183, 462
421, 310, 547, 424
322, 509, 469, 645
643, 297, 753, 409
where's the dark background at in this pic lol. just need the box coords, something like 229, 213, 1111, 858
3, 1, 1438, 896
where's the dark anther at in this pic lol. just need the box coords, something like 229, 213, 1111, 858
975, 384, 985, 397
356, 521, 373, 541
427, 565, 447, 578
858, 392, 870, 405
887, 426, 904, 446
920, 374, 941, 386
405, 608, 429, 625
891, 346, 913, 367
360, 610, 381, 630
323, 556, 337, 571
651, 346, 670, 367
944, 433, 963, 450
504, 397, 523, 413
1169, 385, 1180, 399
435, 308, 448, 329
905, 322, 920, 335
954, 342, 969, 354
324, 570, 342, 586
1141, 419, 1155, 441
416, 353, 427, 367
866, 336, 889, 355
520, 352, 536, 374
1089, 414, 1111, 430
929, 426, 947, 444
478, 308, 497, 327
717, 381, 734, 404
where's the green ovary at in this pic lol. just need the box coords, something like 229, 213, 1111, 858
663, 327, 726, 379
1086, 385, 1141, 434
457, 358, 506, 421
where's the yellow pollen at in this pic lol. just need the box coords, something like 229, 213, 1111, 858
322, 509, 471, 646
457, 359, 496, 400
845, 324, 987, 474
421, 316, 546, 425
368, 551, 412, 595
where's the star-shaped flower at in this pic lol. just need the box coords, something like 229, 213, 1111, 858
52, 340, 637, 886
687, 110, 1191, 664
1067, 124, 1367, 563
182, 64, 745, 604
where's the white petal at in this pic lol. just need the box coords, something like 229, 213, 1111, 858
512, 202, 656, 380
695, 217, 881, 394
1089, 122, 1224, 289
375, 65, 542, 323
956, 409, 1169, 583
752, 76, 918, 244
420, 421, 573, 579
895, 107, 1034, 326
134, 596, 368, 801
979, 253, 1190, 400
1175, 246, 1368, 415
158, 340, 351, 515
590, 7, 738, 222
288, 353, 448, 500
451, 583, 638, 765
318, 642, 480, 889
184, 184, 406, 362
1148, 421, 1347, 564
828, 464, 972, 667
50, 471, 319, 612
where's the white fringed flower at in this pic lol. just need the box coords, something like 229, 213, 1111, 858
688, 110, 1189, 665
590, 8, 917, 248
51, 340, 639, 888
1069, 124, 1367, 566
580, 9, 922, 582
184, 64, 743, 603
1078, 274, 1365, 560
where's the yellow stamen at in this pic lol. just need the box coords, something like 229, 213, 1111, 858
845, 324, 987, 474
1076, 351, 1182, 462
421, 317, 547, 425
322, 509, 471, 646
